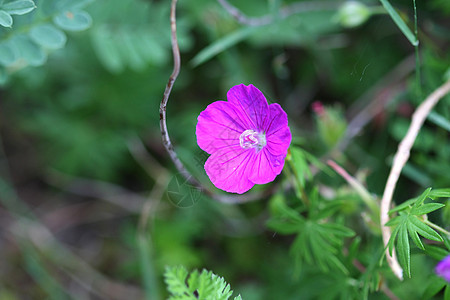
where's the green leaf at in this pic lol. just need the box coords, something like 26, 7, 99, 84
445, 284, 450, 300
10, 34, 46, 66
423, 244, 449, 260
0, 10, 12, 27
164, 266, 191, 297
411, 203, 446, 215
388, 198, 416, 214
429, 189, 450, 199
164, 266, 240, 300
412, 187, 432, 209
290, 146, 312, 189
2, 0, 36, 15
407, 221, 424, 250
408, 216, 443, 242
29, 24, 67, 49
190, 26, 258, 67
378, 0, 418, 46
422, 278, 446, 299
90, 26, 123, 73
0, 42, 17, 66
55, 0, 93, 11
428, 111, 450, 132
397, 225, 411, 277
385, 216, 402, 226
387, 220, 402, 255
53, 10, 92, 31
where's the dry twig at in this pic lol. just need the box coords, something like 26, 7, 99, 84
217, 0, 340, 26
380, 79, 450, 280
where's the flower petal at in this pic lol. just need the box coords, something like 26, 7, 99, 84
227, 84, 270, 130
248, 148, 285, 184
265, 103, 291, 156
204, 145, 255, 194
196, 101, 250, 154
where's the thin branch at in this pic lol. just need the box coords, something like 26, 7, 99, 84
327, 160, 378, 216
159, 0, 270, 204
380, 79, 450, 280
160, 0, 196, 185
217, 0, 341, 27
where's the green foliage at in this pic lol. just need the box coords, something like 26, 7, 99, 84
0, 0, 35, 27
386, 188, 449, 277
314, 105, 347, 149
164, 266, 241, 300
0, 0, 92, 81
1, 0, 450, 299
88, 0, 191, 73
267, 193, 355, 275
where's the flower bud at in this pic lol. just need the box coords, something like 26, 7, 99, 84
336, 1, 371, 28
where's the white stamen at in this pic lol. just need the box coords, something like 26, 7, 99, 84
239, 129, 266, 151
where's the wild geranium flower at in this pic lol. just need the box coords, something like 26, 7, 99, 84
196, 84, 291, 194
436, 255, 450, 282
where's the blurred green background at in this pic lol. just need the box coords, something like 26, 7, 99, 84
0, 0, 449, 299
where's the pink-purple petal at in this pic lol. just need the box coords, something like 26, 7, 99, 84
248, 149, 285, 184
265, 103, 289, 135
227, 84, 270, 130
196, 101, 248, 154
196, 84, 292, 194
204, 145, 255, 194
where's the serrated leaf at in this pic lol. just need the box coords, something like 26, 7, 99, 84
408, 216, 443, 242
0, 42, 17, 66
29, 24, 67, 49
2, 0, 35, 15
53, 10, 92, 31
0, 10, 12, 27
397, 225, 411, 277
165, 266, 239, 300
164, 266, 190, 297
411, 203, 446, 215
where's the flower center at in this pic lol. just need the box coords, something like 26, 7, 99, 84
239, 129, 266, 151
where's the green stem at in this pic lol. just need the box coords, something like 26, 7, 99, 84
412, 0, 422, 98
286, 151, 309, 206
378, 0, 418, 46
423, 219, 450, 236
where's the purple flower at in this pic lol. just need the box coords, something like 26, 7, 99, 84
196, 84, 291, 194
436, 255, 450, 282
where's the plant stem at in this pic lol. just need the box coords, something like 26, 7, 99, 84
423, 219, 450, 237
380, 79, 450, 281
413, 0, 422, 98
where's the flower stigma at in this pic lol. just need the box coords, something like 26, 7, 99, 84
239, 129, 266, 151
